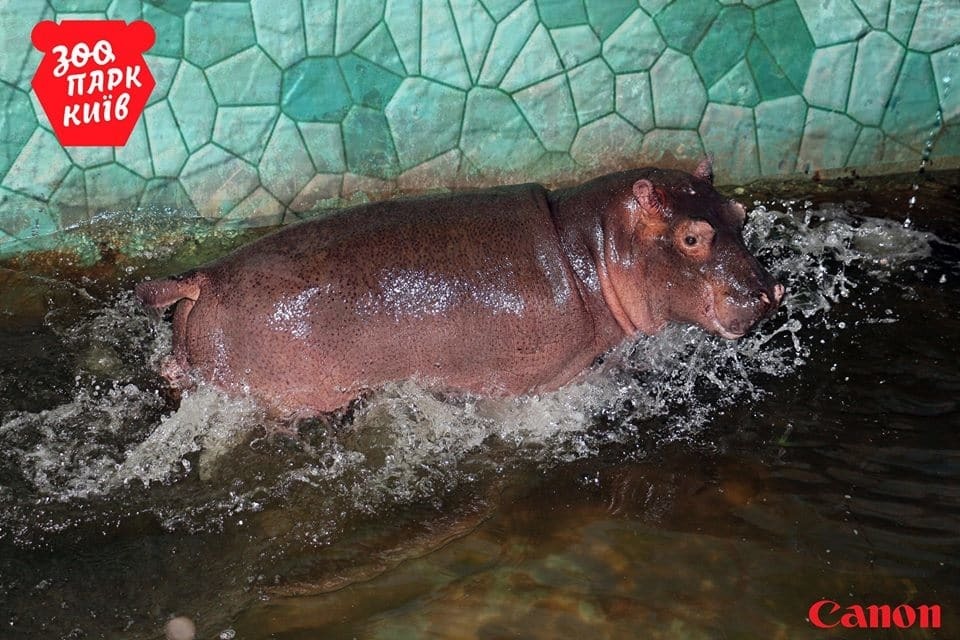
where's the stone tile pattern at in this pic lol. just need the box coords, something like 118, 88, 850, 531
1, 0, 958, 250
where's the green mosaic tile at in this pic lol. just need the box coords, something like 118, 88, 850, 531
27, 89, 51, 131
450, 0, 496, 82
0, 0, 48, 85
755, 95, 806, 174
421, 0, 473, 90
145, 0, 192, 16
584, 0, 637, 40
746, 37, 795, 100
66, 146, 113, 169
304, 0, 336, 57
0, 84, 38, 181
144, 4, 182, 57
213, 106, 279, 165
282, 57, 352, 122
145, 55, 180, 106
479, 0, 538, 86
106, 0, 141, 21
481, 0, 524, 21
803, 42, 856, 111
699, 103, 759, 182
168, 61, 216, 151
848, 127, 888, 166
616, 72, 655, 132
336, 0, 385, 55
259, 114, 316, 203
342, 105, 400, 177
854, 0, 889, 28
796, 0, 868, 46
15, 30, 46, 92
754, 0, 814, 91
145, 100, 189, 176
513, 74, 579, 150
0, 188, 55, 245
85, 164, 147, 212
651, 50, 707, 128
603, 9, 665, 72
290, 173, 341, 210
655, 0, 721, 54
397, 148, 461, 189
385, 78, 466, 169
886, 0, 920, 44
49, 166, 88, 227
568, 58, 614, 125
385, 0, 420, 74
569, 114, 644, 168
298, 122, 346, 172
909, 0, 959, 52
743, 0, 775, 7
461, 87, 545, 173
693, 6, 755, 87
1, 128, 71, 200
184, 2, 256, 68
932, 45, 960, 125
551, 25, 601, 69
141, 177, 194, 212
638, 0, 671, 14
883, 52, 941, 148
847, 31, 904, 126
355, 22, 406, 76
709, 59, 760, 106
221, 187, 285, 228
536, 0, 588, 28
180, 144, 260, 218
50, 0, 111, 10
207, 47, 282, 105
339, 53, 403, 110
935, 126, 960, 157
639, 129, 705, 164
115, 117, 154, 180
501, 24, 562, 92
251, 0, 306, 69
798, 108, 860, 171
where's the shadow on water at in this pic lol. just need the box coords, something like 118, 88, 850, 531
0, 171, 958, 638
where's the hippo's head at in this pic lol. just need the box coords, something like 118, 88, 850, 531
604, 158, 784, 340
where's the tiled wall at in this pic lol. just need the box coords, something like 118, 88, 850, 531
1, 0, 958, 254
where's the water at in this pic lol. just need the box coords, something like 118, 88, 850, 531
0, 171, 958, 638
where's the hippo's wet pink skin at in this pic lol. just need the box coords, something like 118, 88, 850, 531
137, 159, 783, 416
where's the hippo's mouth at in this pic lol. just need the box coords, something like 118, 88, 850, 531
703, 289, 756, 340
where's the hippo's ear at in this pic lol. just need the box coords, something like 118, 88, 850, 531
631, 179, 668, 226
693, 156, 714, 184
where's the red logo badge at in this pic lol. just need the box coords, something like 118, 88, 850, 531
31, 20, 156, 147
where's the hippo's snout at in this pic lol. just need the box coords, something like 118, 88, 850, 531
757, 282, 785, 317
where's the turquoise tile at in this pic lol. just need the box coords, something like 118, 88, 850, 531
638, 0, 672, 14
0, 188, 53, 241
655, 0, 721, 54
107, 0, 141, 20
385, 78, 466, 169
282, 57, 353, 122
259, 115, 316, 204
355, 22, 406, 76
569, 114, 644, 168
252, 0, 306, 68
450, 0, 496, 82
184, 2, 256, 68
27, 89, 51, 131
847, 31, 904, 126
743, 0, 775, 6
221, 187, 286, 228
615, 72, 655, 132
213, 106, 279, 164
755, 95, 806, 174
342, 105, 400, 177
168, 61, 216, 151
479, 0, 538, 86
304, 0, 337, 57
298, 122, 346, 172
0, 84, 38, 181
501, 25, 563, 92
336, 0, 385, 55
882, 52, 940, 148
0, 0, 48, 85
49, 166, 88, 228
754, 0, 814, 91
551, 25, 601, 69
65, 146, 113, 169
339, 54, 403, 111
144, 100, 189, 176
461, 87, 545, 173
603, 9, 665, 72
145, 55, 180, 105
693, 5, 754, 86
50, 0, 111, 10
480, 0, 523, 20
141, 178, 194, 212
568, 58, 614, 125
909, 0, 960, 52
537, 0, 588, 27
207, 47, 282, 105
796, 0, 868, 46
180, 145, 260, 218
746, 37, 796, 100
1, 128, 72, 200
803, 42, 856, 111
85, 164, 147, 212
797, 108, 860, 171
289, 173, 341, 213
144, 0, 192, 16
639, 129, 705, 165
848, 127, 888, 166
514, 74, 579, 150
886, 0, 920, 44
650, 49, 707, 128
421, 0, 472, 90
385, 0, 420, 74
854, 0, 889, 28
708, 59, 760, 107
396, 148, 460, 189
144, 4, 182, 57
699, 103, 759, 182
115, 117, 154, 179
584, 0, 637, 40
932, 45, 960, 125
934, 125, 960, 157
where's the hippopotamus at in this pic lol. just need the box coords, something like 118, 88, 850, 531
137, 159, 783, 416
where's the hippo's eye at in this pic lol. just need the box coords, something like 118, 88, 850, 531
684, 235, 698, 246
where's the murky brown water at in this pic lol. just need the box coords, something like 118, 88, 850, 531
0, 171, 958, 639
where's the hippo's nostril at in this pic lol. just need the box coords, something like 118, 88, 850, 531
758, 291, 770, 306
773, 283, 785, 303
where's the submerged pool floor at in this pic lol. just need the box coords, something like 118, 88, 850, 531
0, 171, 958, 639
